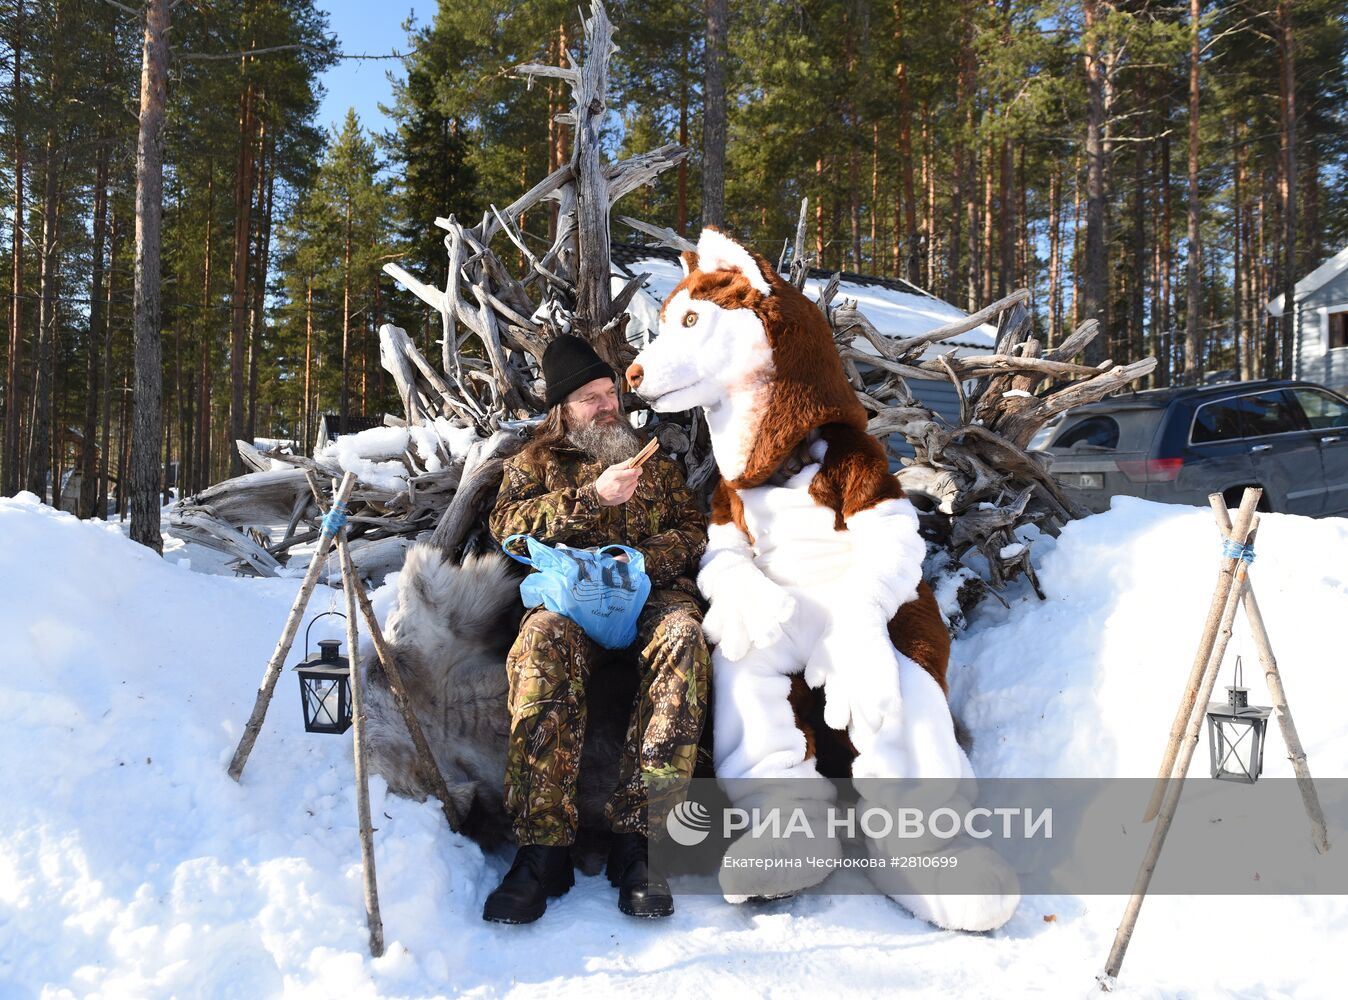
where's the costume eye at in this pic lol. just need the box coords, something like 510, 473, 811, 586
682, 310, 698, 328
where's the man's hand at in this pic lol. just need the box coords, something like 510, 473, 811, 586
595, 463, 642, 506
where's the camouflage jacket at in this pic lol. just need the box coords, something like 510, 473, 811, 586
488, 441, 707, 598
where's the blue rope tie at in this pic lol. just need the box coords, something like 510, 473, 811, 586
321, 501, 349, 539
1222, 537, 1255, 563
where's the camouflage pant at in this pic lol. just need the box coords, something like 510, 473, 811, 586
503, 589, 710, 846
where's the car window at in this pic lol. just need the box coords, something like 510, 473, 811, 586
1053, 415, 1119, 449
1235, 390, 1306, 437
1291, 387, 1348, 430
1027, 412, 1065, 452
1191, 400, 1244, 443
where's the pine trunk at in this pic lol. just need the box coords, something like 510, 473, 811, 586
814, 157, 826, 261
701, 0, 728, 229
98, 208, 118, 518
129, 0, 170, 553
1130, 134, 1146, 365
341, 195, 352, 433
677, 43, 688, 236
304, 275, 313, 451
1071, 153, 1082, 329
870, 123, 879, 272
1184, 0, 1203, 378
117, 370, 129, 518
80, 143, 110, 518
1083, 0, 1109, 367
1047, 166, 1061, 346
894, 0, 917, 284
999, 137, 1013, 300
1160, 134, 1173, 385
3, 0, 24, 497
196, 162, 213, 494
229, 80, 256, 477
1232, 119, 1244, 381
1276, 0, 1297, 379
948, 16, 972, 306
27, 138, 63, 500
247, 121, 269, 445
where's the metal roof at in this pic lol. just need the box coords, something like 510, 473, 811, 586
1265, 245, 1348, 316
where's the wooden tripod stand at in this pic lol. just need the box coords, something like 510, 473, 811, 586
225, 470, 462, 957
1100, 488, 1331, 990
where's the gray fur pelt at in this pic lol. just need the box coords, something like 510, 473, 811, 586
361, 542, 635, 855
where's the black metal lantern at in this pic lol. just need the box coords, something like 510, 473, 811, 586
294, 612, 352, 735
1206, 658, 1272, 783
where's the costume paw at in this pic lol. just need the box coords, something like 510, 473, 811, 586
805, 625, 902, 733
719, 829, 840, 904
702, 600, 750, 661
868, 843, 1021, 933
703, 577, 796, 662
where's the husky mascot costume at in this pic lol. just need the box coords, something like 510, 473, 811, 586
626, 228, 1020, 932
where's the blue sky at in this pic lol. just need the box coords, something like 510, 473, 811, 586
314, 2, 431, 139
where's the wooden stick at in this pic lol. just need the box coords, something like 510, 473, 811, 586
228, 472, 358, 782
617, 214, 696, 252
1141, 488, 1262, 821
303, 469, 325, 508
1103, 508, 1260, 985
1209, 504, 1331, 855
346, 552, 463, 834
338, 531, 385, 958
626, 437, 660, 470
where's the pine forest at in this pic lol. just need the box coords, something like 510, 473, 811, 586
1, 0, 1345, 534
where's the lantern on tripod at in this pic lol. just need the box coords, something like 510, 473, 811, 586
1206, 657, 1272, 783
294, 612, 352, 735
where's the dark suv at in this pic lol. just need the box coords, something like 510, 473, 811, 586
1040, 379, 1348, 516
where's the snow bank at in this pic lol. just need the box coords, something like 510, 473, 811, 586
952, 498, 1348, 781
2, 491, 1346, 998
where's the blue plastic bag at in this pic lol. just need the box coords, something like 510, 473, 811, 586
501, 534, 652, 649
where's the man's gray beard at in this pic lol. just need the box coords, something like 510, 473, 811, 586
567, 417, 641, 466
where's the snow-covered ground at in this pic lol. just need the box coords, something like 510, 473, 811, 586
2, 492, 1346, 999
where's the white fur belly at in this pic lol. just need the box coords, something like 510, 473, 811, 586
739, 465, 852, 587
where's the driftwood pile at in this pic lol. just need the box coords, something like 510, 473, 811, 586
167, 0, 1155, 611
167, 429, 466, 581
833, 288, 1155, 598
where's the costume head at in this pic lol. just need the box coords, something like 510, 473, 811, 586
626, 228, 867, 488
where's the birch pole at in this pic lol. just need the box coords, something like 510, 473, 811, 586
338, 532, 385, 957
1210, 503, 1330, 854
227, 471, 358, 781
1142, 489, 1262, 821
348, 562, 463, 833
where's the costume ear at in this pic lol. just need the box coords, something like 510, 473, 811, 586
695, 227, 773, 296
679, 250, 698, 277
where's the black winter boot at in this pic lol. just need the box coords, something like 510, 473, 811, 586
606, 832, 674, 918
482, 845, 575, 924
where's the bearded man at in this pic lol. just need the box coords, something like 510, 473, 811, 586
483, 334, 710, 924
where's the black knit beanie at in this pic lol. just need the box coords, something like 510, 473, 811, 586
542, 334, 615, 407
